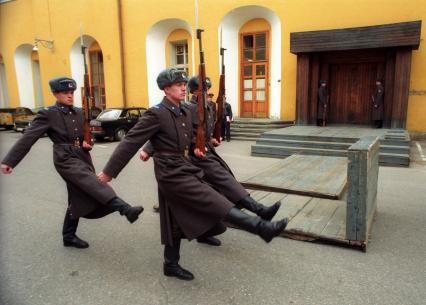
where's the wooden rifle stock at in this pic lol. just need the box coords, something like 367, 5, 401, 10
195, 29, 207, 152
81, 45, 93, 146
213, 47, 226, 142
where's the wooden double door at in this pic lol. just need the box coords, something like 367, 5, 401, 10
328, 62, 381, 124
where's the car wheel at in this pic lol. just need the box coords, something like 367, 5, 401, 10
114, 128, 127, 141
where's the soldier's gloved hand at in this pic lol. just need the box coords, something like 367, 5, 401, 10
1, 163, 13, 174
139, 149, 151, 162
82, 140, 93, 151
194, 147, 206, 158
97, 171, 112, 183
211, 138, 220, 147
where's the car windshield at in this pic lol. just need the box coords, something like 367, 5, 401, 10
97, 109, 122, 120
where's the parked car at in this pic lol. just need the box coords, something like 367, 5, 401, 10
0, 107, 34, 130
14, 107, 44, 132
90, 107, 147, 141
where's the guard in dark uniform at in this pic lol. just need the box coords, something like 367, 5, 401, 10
1, 77, 144, 249
98, 68, 288, 281
317, 80, 329, 126
221, 96, 233, 142
372, 80, 384, 128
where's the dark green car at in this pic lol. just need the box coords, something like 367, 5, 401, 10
89, 107, 147, 141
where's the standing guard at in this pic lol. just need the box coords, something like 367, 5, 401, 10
1, 77, 144, 249
372, 80, 384, 128
317, 80, 329, 126
98, 68, 288, 281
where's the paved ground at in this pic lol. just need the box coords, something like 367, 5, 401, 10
0, 130, 425, 305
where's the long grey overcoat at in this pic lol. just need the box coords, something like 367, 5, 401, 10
102, 98, 234, 246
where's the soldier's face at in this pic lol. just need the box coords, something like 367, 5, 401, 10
54, 91, 74, 106
164, 82, 187, 103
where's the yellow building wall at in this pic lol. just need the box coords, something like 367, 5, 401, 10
1, 0, 425, 131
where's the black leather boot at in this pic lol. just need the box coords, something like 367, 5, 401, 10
225, 207, 288, 243
163, 239, 194, 281
62, 209, 89, 249
196, 236, 221, 246
237, 196, 281, 221
108, 197, 144, 223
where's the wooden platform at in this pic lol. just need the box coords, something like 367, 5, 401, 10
245, 190, 362, 249
240, 155, 348, 199
251, 125, 410, 167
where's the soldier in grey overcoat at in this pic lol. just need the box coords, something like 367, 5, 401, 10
372, 80, 384, 128
317, 80, 329, 126
141, 76, 282, 247
1, 77, 143, 249
98, 68, 288, 281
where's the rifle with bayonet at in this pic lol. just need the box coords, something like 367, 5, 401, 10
213, 47, 226, 143
195, 29, 208, 153
81, 44, 93, 147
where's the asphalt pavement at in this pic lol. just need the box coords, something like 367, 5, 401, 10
1, 130, 425, 305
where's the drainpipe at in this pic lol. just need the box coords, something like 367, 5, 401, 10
117, 0, 127, 107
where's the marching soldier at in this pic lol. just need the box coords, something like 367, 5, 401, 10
98, 68, 288, 281
1, 77, 144, 249
317, 80, 329, 126
372, 80, 384, 128
142, 76, 282, 247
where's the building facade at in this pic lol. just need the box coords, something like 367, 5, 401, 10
0, 0, 425, 131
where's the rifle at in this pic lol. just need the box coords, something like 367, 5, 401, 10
212, 47, 226, 143
81, 44, 93, 147
195, 29, 208, 153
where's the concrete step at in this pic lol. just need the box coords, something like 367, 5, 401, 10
232, 127, 274, 133
232, 119, 293, 125
256, 138, 352, 150
255, 138, 410, 154
230, 137, 257, 141
231, 132, 261, 138
260, 132, 358, 143
232, 123, 290, 129
251, 144, 409, 167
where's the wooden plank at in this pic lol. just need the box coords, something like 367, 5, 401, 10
256, 192, 288, 206
320, 203, 347, 240
272, 194, 313, 221
290, 20, 421, 53
287, 198, 342, 236
241, 155, 347, 199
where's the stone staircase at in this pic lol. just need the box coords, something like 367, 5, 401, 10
230, 118, 294, 141
251, 128, 410, 167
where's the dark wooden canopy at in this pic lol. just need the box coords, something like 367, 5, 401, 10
290, 21, 421, 53
291, 21, 422, 129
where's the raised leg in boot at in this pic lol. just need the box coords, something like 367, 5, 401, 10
236, 195, 281, 221
225, 207, 288, 243
107, 197, 144, 223
163, 238, 194, 281
62, 208, 89, 249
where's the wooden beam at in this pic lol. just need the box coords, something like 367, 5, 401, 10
391, 48, 412, 129
291, 21, 421, 53
296, 54, 310, 125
